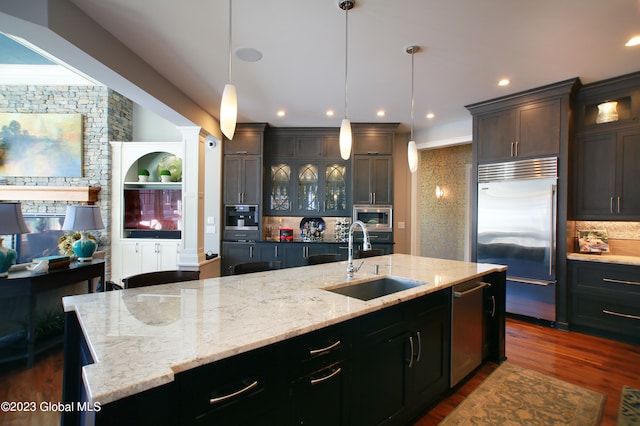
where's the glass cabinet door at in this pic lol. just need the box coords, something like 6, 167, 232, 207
269, 164, 291, 211
324, 163, 347, 212
298, 164, 319, 212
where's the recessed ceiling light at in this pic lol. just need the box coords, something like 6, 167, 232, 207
326, 110, 335, 117
625, 36, 640, 47
276, 110, 285, 117
498, 79, 511, 86
235, 47, 263, 62
426, 113, 434, 119
376, 110, 385, 117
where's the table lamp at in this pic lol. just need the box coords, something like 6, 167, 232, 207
0, 202, 31, 277
62, 205, 105, 262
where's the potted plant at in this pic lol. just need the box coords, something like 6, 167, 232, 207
159, 169, 172, 182
138, 168, 150, 182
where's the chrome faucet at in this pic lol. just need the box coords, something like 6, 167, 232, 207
347, 220, 372, 278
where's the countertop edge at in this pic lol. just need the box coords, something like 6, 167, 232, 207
567, 253, 640, 266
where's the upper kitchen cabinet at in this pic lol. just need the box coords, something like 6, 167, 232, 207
572, 72, 640, 220
223, 123, 266, 206
467, 78, 579, 164
352, 123, 397, 205
264, 128, 350, 216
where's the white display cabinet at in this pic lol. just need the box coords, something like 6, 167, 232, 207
111, 142, 185, 284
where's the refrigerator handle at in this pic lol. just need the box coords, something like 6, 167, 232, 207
550, 185, 557, 277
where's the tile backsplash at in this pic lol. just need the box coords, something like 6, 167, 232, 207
263, 216, 351, 242
574, 221, 640, 256
575, 221, 640, 240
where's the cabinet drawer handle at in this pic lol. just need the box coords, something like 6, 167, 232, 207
209, 380, 258, 405
309, 340, 341, 356
603, 278, 640, 286
310, 367, 342, 385
602, 309, 640, 321
235, 151, 248, 155
367, 151, 379, 155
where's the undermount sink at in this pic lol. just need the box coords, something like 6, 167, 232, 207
325, 276, 425, 301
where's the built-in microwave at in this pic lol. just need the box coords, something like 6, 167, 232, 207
352, 205, 393, 232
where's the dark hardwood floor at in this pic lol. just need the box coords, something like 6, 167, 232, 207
0, 318, 638, 425
415, 317, 640, 426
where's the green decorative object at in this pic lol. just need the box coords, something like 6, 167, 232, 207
157, 155, 182, 182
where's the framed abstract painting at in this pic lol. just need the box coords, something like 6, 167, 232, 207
0, 113, 83, 177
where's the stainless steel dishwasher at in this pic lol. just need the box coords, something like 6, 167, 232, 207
450, 280, 489, 387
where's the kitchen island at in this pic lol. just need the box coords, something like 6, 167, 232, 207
62, 254, 506, 425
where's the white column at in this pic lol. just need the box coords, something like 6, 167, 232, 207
176, 126, 204, 269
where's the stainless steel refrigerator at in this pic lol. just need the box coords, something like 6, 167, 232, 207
477, 157, 557, 322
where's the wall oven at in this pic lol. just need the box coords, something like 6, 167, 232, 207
352, 205, 392, 232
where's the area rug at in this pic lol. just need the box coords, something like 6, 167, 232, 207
618, 386, 640, 426
440, 362, 605, 425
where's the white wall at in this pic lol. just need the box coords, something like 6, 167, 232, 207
132, 103, 183, 141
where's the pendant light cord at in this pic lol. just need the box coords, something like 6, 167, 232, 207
410, 49, 415, 141
343, 3, 349, 120
227, 0, 233, 84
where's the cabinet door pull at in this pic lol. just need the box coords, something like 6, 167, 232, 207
309, 340, 341, 356
415, 331, 422, 362
603, 278, 640, 286
510, 142, 514, 157
407, 336, 414, 368
610, 197, 614, 214
603, 309, 640, 321
490, 295, 496, 318
209, 380, 258, 405
310, 367, 342, 385
515, 141, 519, 156
274, 246, 278, 257
372, 193, 376, 204
618, 196, 621, 214
249, 246, 254, 258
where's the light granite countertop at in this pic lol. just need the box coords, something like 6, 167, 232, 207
567, 252, 640, 266
62, 254, 506, 405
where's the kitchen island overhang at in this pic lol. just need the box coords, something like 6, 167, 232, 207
62, 254, 507, 423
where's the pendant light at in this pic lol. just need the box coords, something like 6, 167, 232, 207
339, 0, 355, 160
220, 0, 237, 140
406, 45, 420, 173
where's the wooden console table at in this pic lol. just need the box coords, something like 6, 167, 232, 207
0, 259, 105, 368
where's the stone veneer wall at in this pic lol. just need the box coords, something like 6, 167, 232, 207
0, 85, 133, 279
419, 144, 472, 261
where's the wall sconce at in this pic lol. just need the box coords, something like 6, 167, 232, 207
596, 101, 619, 124
435, 185, 444, 200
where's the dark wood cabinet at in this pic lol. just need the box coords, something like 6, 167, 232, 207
287, 323, 352, 426
223, 156, 262, 205
352, 124, 396, 206
572, 71, 640, 220
221, 242, 257, 275
475, 99, 561, 162
574, 126, 640, 219
223, 123, 265, 206
568, 260, 640, 345
264, 129, 350, 216
351, 291, 450, 426
467, 79, 578, 164
353, 156, 393, 205
176, 344, 285, 425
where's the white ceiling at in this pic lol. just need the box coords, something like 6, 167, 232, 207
11, 1, 640, 137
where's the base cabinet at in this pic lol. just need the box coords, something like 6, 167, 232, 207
569, 260, 640, 345
351, 291, 450, 426
117, 240, 180, 283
